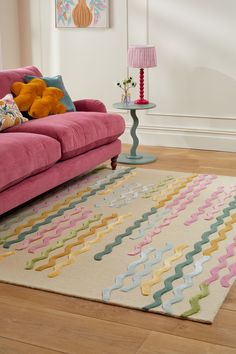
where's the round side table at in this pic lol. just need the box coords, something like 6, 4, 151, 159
113, 102, 156, 164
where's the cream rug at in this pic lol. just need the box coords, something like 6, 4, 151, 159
0, 166, 236, 323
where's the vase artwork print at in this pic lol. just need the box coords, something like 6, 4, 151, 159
55, 0, 109, 28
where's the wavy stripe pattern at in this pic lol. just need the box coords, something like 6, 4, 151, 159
142, 195, 236, 311
94, 207, 158, 261
35, 214, 118, 272
129, 175, 215, 256
0, 173, 97, 233
141, 244, 188, 296
162, 256, 210, 313
95, 183, 152, 208
98, 172, 136, 196
181, 283, 209, 318
205, 236, 236, 285
102, 247, 157, 301
121, 243, 173, 292
2, 168, 134, 249
184, 186, 225, 225
220, 262, 236, 287
1, 188, 91, 246
176, 215, 236, 316
203, 213, 236, 256
48, 214, 131, 278
204, 186, 236, 220
149, 177, 195, 203
15, 206, 86, 251
94, 175, 197, 261
25, 214, 102, 270
166, 174, 208, 210
142, 176, 175, 199
28, 211, 92, 254
130, 209, 170, 240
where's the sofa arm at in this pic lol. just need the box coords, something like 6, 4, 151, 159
73, 99, 107, 113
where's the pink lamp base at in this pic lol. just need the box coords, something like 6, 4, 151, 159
134, 98, 149, 105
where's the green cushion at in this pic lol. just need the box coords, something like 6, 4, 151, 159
24, 75, 76, 112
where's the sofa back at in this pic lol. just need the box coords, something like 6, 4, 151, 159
0, 66, 42, 98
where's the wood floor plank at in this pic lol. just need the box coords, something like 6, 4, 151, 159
121, 145, 236, 176
0, 336, 63, 354
0, 297, 148, 354
0, 284, 235, 349
222, 284, 236, 311
136, 332, 236, 354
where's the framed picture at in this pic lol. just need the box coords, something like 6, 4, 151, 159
55, 0, 109, 28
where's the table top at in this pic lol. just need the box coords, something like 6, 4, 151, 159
113, 102, 156, 111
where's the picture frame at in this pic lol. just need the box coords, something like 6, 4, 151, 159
55, 0, 109, 28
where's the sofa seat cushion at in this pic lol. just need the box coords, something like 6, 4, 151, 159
0, 133, 61, 192
7, 112, 125, 160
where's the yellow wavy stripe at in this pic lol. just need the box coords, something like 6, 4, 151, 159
155, 175, 197, 209
36, 214, 118, 272
0, 187, 91, 244
98, 172, 136, 195
141, 244, 188, 296
0, 251, 15, 261
48, 213, 131, 278
203, 213, 236, 256
143, 176, 188, 199
151, 177, 190, 202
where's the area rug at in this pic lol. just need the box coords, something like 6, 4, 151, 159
0, 166, 236, 323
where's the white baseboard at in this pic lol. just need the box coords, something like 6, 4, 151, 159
121, 124, 236, 152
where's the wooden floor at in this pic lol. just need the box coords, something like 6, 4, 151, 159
1, 145, 236, 354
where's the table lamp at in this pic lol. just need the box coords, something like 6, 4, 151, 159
128, 45, 157, 105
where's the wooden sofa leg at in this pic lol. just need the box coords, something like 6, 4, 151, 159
111, 155, 118, 170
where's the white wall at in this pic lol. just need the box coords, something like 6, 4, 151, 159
22, 0, 128, 107
21, 0, 236, 151
0, 0, 21, 69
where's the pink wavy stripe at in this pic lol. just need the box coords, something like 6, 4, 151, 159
220, 262, 236, 288
204, 236, 236, 286
128, 176, 216, 256
15, 206, 85, 251
184, 186, 225, 226
167, 174, 207, 210
28, 210, 92, 254
204, 186, 236, 220
32, 175, 95, 212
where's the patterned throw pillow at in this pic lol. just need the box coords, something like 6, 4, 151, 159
24, 75, 76, 112
0, 94, 28, 132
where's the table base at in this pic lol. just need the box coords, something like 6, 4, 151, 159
118, 152, 156, 165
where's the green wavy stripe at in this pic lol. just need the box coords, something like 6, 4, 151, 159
181, 283, 209, 317
143, 195, 236, 311
4, 168, 134, 249
94, 207, 158, 261
25, 214, 102, 270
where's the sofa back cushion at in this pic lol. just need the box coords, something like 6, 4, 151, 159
0, 66, 42, 98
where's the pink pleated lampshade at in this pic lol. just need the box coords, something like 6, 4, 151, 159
128, 45, 157, 68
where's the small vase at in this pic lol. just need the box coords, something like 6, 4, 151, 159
73, 0, 93, 28
121, 91, 131, 106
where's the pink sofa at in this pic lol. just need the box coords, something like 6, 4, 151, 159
0, 66, 125, 216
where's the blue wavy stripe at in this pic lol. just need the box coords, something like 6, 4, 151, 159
102, 247, 156, 301
121, 243, 173, 292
